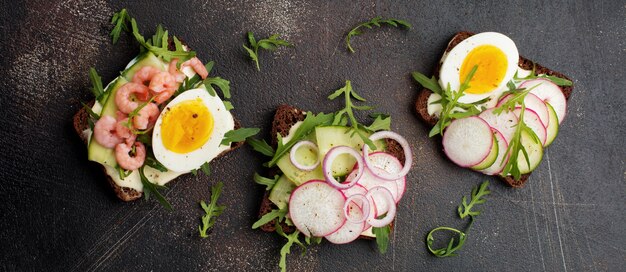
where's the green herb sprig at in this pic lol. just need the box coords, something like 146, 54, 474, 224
191, 162, 211, 176
514, 63, 573, 86
345, 16, 411, 53
243, 32, 292, 71
89, 68, 106, 103
253, 173, 280, 191
220, 128, 260, 146
252, 207, 288, 229
275, 223, 306, 272
138, 166, 172, 210
246, 138, 275, 157
199, 182, 225, 238
426, 181, 490, 257
110, 9, 131, 44
372, 224, 391, 254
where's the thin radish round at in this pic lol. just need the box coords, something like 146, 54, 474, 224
325, 200, 366, 244
289, 180, 346, 237
368, 152, 406, 202
365, 186, 396, 228
442, 116, 494, 167
522, 78, 567, 124
479, 129, 510, 175
478, 108, 518, 143
323, 146, 364, 189
362, 131, 412, 181
513, 108, 547, 146
497, 93, 550, 128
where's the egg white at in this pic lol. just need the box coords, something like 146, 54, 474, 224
439, 32, 519, 104
152, 87, 234, 173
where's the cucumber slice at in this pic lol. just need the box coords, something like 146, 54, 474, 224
544, 103, 559, 147
470, 132, 498, 170
315, 126, 385, 177
517, 130, 544, 174
121, 52, 167, 81
268, 175, 296, 210
277, 133, 324, 186
87, 77, 129, 167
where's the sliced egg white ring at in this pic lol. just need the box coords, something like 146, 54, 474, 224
439, 32, 519, 104
152, 87, 234, 173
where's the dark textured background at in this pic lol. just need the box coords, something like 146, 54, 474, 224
1, 0, 625, 271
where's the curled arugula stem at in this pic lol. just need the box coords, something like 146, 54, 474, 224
345, 16, 412, 53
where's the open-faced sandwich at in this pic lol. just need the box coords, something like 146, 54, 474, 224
74, 10, 246, 207
413, 31, 573, 187
248, 81, 412, 271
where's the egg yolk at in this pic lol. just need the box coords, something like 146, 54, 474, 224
459, 45, 508, 94
161, 99, 213, 154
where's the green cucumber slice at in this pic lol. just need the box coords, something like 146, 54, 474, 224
544, 103, 559, 147
121, 52, 167, 81
315, 126, 385, 177
268, 175, 296, 210
277, 133, 324, 186
517, 130, 544, 174
471, 132, 498, 170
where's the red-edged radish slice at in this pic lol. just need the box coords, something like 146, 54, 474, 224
346, 167, 398, 215
479, 129, 510, 175
362, 131, 412, 181
289, 140, 320, 171
478, 109, 518, 144
323, 146, 364, 189
289, 180, 346, 237
325, 199, 367, 244
522, 79, 567, 124
497, 93, 550, 128
442, 117, 494, 167
368, 152, 406, 202
365, 186, 396, 228
340, 184, 373, 231
513, 108, 547, 146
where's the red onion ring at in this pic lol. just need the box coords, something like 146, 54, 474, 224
289, 140, 320, 171
343, 194, 370, 224
365, 186, 396, 227
362, 131, 412, 181
323, 146, 364, 189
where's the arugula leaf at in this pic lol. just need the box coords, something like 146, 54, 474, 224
514, 63, 573, 86
129, 18, 196, 63
202, 76, 230, 98
144, 149, 167, 172
243, 32, 292, 71
426, 181, 489, 257
328, 80, 379, 150
223, 101, 234, 111
81, 102, 99, 130
220, 128, 260, 146
266, 111, 334, 167
252, 207, 288, 229
275, 222, 306, 272
199, 181, 225, 238
246, 138, 275, 157
139, 166, 172, 210
365, 114, 391, 132
115, 165, 132, 180
345, 16, 411, 53
411, 72, 443, 95
191, 162, 211, 176
110, 9, 131, 44
254, 173, 280, 191
372, 224, 391, 254
88, 68, 106, 103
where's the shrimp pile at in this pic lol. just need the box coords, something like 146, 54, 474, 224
93, 57, 209, 171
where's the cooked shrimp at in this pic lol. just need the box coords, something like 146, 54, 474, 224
153, 88, 176, 104
149, 71, 177, 94
93, 116, 123, 148
183, 57, 208, 79
132, 103, 160, 130
132, 66, 161, 86
115, 82, 150, 114
168, 58, 186, 83
114, 113, 137, 145
115, 142, 146, 171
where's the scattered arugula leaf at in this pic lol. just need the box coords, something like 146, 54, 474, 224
89, 68, 106, 103
254, 173, 280, 191
110, 8, 131, 44
345, 16, 411, 53
246, 138, 275, 157
252, 207, 288, 229
138, 166, 172, 210
372, 224, 391, 254
426, 181, 490, 257
275, 222, 306, 272
243, 32, 292, 71
199, 182, 225, 238
514, 63, 573, 86
220, 128, 260, 146
328, 80, 379, 150
266, 111, 334, 167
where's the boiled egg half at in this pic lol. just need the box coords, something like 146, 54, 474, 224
152, 87, 234, 172
439, 32, 519, 104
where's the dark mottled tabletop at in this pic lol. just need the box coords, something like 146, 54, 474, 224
1, 0, 624, 271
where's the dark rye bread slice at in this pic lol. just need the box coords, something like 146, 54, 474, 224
415, 31, 574, 188
257, 105, 402, 236
74, 100, 243, 201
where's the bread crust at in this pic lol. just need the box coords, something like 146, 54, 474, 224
414, 31, 573, 188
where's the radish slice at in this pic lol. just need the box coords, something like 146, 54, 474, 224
340, 184, 373, 231
325, 201, 367, 244
498, 93, 550, 128
513, 108, 547, 146
289, 140, 320, 171
323, 146, 364, 189
522, 79, 567, 124
479, 129, 510, 175
362, 131, 412, 181
365, 186, 396, 228
346, 167, 398, 215
442, 117, 494, 167
289, 180, 347, 237
478, 108, 518, 143
368, 152, 406, 202
343, 194, 370, 224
